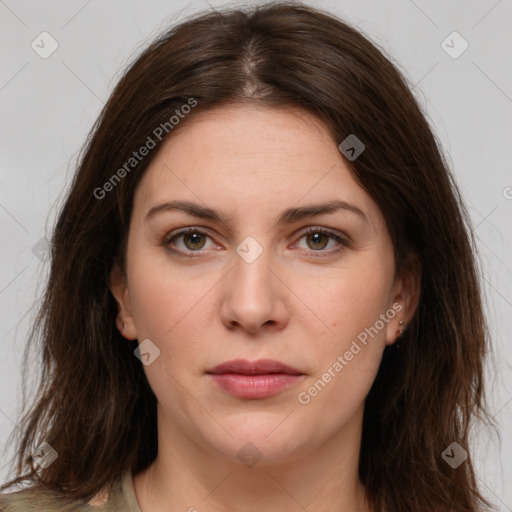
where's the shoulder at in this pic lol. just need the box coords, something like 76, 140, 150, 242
0, 486, 96, 512
0, 472, 136, 512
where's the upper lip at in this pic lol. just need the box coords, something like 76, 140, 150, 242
206, 359, 303, 375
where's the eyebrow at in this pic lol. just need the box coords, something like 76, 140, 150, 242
145, 199, 368, 226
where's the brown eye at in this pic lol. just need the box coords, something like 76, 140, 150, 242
165, 228, 214, 254
182, 231, 207, 250
296, 227, 349, 257
306, 232, 330, 250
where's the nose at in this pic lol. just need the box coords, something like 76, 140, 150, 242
220, 244, 290, 335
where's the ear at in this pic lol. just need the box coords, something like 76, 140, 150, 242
385, 254, 421, 346
109, 262, 138, 340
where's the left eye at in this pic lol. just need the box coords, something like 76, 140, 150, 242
296, 228, 347, 253
164, 227, 347, 256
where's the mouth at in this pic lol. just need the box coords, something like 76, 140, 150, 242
206, 358, 303, 376
206, 359, 305, 399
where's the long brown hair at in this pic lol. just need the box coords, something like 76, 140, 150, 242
1, 2, 493, 510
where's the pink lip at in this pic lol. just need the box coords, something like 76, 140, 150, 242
206, 359, 305, 399
207, 358, 303, 375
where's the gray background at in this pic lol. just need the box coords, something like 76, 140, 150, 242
1, 0, 511, 509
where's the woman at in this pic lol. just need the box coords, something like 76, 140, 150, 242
0, 2, 492, 511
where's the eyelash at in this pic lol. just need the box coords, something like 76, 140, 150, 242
163, 226, 349, 258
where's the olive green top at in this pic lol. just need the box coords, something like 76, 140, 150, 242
0, 471, 141, 512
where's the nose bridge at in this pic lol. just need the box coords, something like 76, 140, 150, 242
220, 234, 287, 332
232, 234, 274, 297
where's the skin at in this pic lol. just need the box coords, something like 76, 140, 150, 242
109, 104, 420, 512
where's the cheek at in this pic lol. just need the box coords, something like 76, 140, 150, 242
303, 260, 394, 336
296, 273, 390, 417
126, 252, 224, 388
298, 260, 393, 395
126, 244, 213, 336
125, 258, 211, 397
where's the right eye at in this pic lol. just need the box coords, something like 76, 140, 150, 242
164, 227, 218, 256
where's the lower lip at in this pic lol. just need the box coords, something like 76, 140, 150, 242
208, 373, 304, 399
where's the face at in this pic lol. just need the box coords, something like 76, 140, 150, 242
110, 104, 417, 467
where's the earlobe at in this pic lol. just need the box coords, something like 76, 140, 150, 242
108, 263, 137, 340
385, 255, 421, 346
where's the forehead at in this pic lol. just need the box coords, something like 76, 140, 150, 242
147, 104, 339, 175
132, 104, 383, 232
